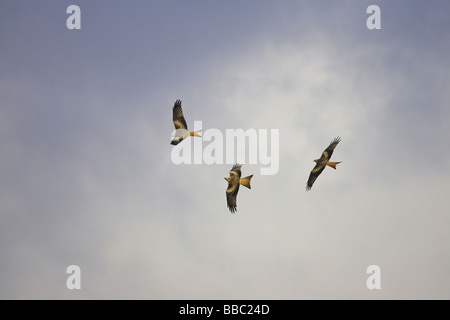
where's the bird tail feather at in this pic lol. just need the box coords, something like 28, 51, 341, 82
189, 130, 202, 137
239, 175, 253, 189
327, 161, 342, 169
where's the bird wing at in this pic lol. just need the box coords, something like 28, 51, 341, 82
318, 136, 341, 162
226, 189, 238, 213
226, 169, 240, 213
172, 99, 188, 130
230, 164, 242, 178
306, 162, 326, 191
226, 184, 239, 213
226, 170, 240, 194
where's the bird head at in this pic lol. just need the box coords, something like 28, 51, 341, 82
314, 159, 319, 163
224, 177, 230, 183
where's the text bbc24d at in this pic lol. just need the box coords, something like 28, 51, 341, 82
179, 304, 270, 317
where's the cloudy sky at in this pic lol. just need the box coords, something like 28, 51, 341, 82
1, 0, 449, 299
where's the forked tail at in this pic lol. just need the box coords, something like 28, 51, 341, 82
326, 161, 342, 169
239, 175, 253, 189
189, 130, 202, 137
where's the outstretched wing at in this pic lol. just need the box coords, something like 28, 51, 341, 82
172, 99, 188, 130
318, 136, 341, 162
226, 173, 240, 213
226, 188, 238, 213
306, 162, 326, 191
226, 167, 241, 213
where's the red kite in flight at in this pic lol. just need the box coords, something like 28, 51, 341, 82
225, 164, 253, 213
306, 137, 342, 191
170, 99, 201, 145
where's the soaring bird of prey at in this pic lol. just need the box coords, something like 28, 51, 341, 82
306, 136, 342, 191
170, 99, 201, 145
225, 164, 253, 213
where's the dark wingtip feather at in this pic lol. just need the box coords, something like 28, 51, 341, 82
331, 136, 341, 144
173, 99, 182, 113
231, 163, 242, 171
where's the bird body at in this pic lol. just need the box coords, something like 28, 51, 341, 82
170, 99, 201, 145
225, 164, 253, 213
306, 137, 342, 190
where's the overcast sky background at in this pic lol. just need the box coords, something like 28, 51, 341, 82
1, 1, 449, 299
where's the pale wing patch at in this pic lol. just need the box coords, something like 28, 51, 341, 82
312, 163, 325, 173
173, 119, 187, 130
226, 181, 238, 194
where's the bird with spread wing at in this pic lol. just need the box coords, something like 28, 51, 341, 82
306, 137, 342, 191
170, 99, 201, 145
225, 164, 253, 213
